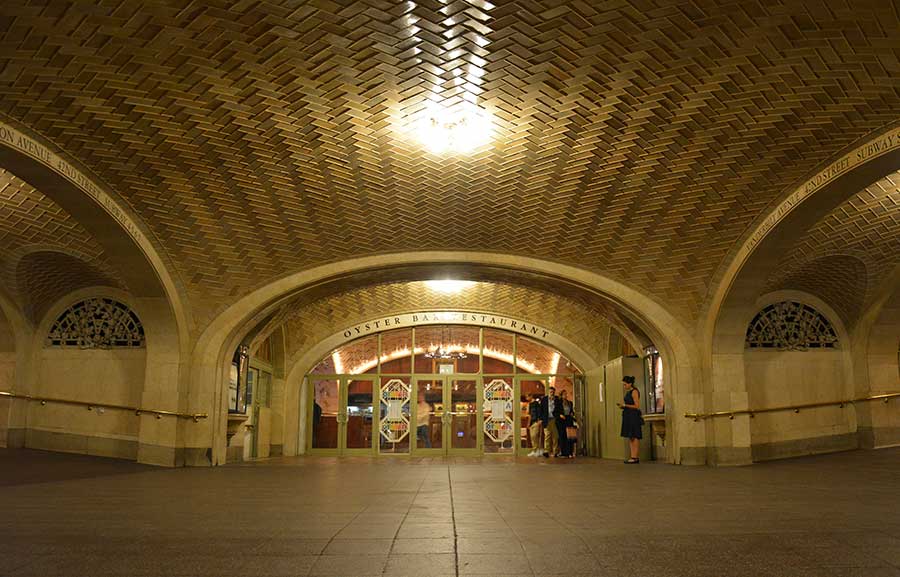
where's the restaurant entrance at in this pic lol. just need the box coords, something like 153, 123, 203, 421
306, 324, 583, 457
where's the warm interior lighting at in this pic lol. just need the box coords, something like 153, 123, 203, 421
414, 100, 492, 154
424, 280, 475, 294
548, 352, 561, 386
347, 344, 541, 375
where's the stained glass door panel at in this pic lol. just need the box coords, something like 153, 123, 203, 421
379, 377, 411, 454
483, 377, 514, 453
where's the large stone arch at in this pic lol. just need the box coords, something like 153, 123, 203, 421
189, 253, 702, 466
0, 120, 192, 465
705, 126, 900, 464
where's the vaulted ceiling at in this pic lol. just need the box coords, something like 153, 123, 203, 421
0, 1, 898, 329
0, 169, 125, 322
766, 170, 900, 326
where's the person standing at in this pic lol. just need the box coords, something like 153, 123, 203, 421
540, 386, 561, 458
617, 375, 642, 463
416, 397, 432, 448
527, 393, 543, 457
557, 390, 575, 458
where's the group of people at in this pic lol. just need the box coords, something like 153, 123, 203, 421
526, 386, 577, 458
525, 376, 644, 463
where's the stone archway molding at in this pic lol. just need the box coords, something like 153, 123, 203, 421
190, 252, 702, 466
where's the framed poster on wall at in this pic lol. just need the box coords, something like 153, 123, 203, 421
228, 362, 239, 412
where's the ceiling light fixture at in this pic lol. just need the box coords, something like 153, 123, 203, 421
415, 100, 492, 154
424, 280, 475, 294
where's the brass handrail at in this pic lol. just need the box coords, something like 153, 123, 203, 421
684, 392, 900, 421
0, 390, 208, 422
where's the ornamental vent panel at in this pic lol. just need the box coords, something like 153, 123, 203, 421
46, 298, 145, 348
745, 301, 838, 351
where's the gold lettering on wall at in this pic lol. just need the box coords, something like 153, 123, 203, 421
741, 129, 899, 258
340, 311, 552, 341
0, 122, 145, 244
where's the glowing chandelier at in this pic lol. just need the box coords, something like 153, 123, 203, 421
423, 326, 468, 360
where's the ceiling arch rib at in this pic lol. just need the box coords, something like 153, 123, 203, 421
709, 130, 900, 352
764, 170, 900, 328
0, 168, 127, 323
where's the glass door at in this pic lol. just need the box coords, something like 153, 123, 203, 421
344, 377, 376, 454
412, 375, 481, 455
413, 376, 444, 453
310, 378, 340, 454
518, 376, 550, 455
309, 376, 376, 455
449, 378, 479, 454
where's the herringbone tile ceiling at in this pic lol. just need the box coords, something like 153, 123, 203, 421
0, 1, 898, 325
279, 280, 611, 366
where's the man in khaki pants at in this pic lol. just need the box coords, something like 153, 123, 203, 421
540, 386, 560, 457
527, 393, 543, 456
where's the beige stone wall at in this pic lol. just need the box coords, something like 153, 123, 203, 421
861, 281, 900, 447
0, 351, 14, 447
25, 348, 146, 459
745, 350, 857, 460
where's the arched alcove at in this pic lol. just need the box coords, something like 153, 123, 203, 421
26, 291, 148, 460
0, 124, 191, 466
742, 292, 856, 461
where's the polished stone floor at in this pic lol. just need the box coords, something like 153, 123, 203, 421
2, 448, 900, 577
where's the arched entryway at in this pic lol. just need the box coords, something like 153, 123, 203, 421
301, 322, 585, 457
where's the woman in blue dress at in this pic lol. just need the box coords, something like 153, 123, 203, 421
617, 375, 642, 464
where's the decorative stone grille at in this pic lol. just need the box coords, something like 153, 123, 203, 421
745, 301, 838, 351
46, 298, 145, 348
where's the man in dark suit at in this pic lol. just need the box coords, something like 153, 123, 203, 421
540, 386, 561, 457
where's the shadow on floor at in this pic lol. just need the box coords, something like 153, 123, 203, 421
0, 448, 156, 487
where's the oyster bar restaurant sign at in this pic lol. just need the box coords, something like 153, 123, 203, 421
341, 312, 552, 341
